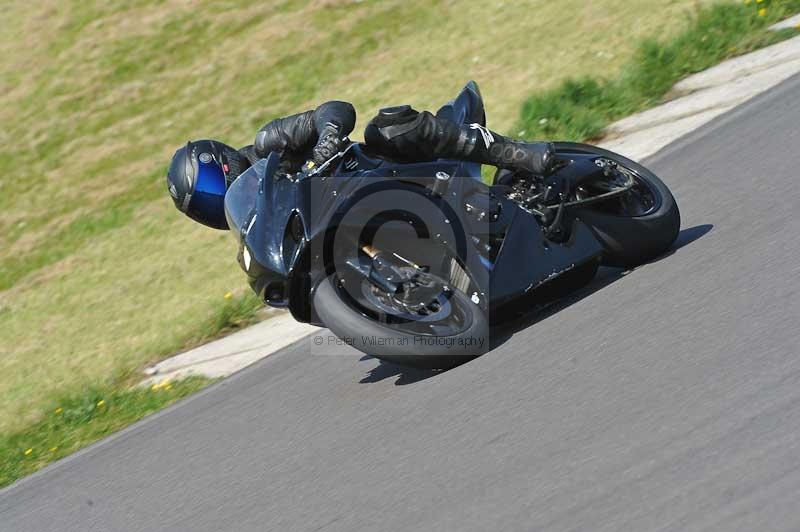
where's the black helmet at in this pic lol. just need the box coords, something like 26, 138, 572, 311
166, 139, 248, 230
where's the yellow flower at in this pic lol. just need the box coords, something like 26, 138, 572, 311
759, 7, 766, 16
54, 407, 63, 415
96, 400, 105, 407
151, 379, 171, 391
224, 292, 233, 300
24, 448, 33, 456
50, 447, 58, 453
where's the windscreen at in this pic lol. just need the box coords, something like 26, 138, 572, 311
223, 159, 265, 239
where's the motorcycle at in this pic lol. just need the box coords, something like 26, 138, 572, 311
224, 81, 680, 368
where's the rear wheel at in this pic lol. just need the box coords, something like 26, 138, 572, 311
556, 142, 680, 268
314, 274, 489, 369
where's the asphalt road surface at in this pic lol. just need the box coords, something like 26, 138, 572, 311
3, 75, 800, 532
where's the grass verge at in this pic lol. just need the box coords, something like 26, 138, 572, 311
517, 1, 800, 141
0, 290, 259, 489
0, 377, 211, 488
170, 291, 265, 357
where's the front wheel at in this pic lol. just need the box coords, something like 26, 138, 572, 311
313, 275, 490, 369
556, 142, 681, 268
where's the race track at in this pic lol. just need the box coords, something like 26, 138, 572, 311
2, 74, 799, 532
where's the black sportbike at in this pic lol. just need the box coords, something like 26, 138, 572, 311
224, 82, 680, 368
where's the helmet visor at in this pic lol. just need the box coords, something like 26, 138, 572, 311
186, 153, 229, 229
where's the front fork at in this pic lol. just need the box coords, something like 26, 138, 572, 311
343, 244, 437, 304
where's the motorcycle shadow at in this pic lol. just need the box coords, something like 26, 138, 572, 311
359, 357, 444, 385
360, 224, 712, 385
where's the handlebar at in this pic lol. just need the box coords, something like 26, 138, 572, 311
296, 140, 355, 179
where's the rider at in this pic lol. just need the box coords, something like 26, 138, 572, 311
166, 101, 554, 229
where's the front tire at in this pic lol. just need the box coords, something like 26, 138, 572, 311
314, 275, 490, 369
556, 142, 680, 268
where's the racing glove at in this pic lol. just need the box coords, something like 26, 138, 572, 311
311, 122, 347, 166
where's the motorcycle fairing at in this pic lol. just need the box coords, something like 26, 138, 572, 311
223, 81, 604, 323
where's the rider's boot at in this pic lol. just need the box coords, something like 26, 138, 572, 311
364, 105, 555, 175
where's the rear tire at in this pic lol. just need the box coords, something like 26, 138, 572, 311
314, 275, 489, 369
556, 142, 680, 268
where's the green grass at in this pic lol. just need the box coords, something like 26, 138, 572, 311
0, 377, 211, 488
135, 290, 266, 376
517, 0, 800, 141
0, 290, 256, 488
200, 292, 265, 345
